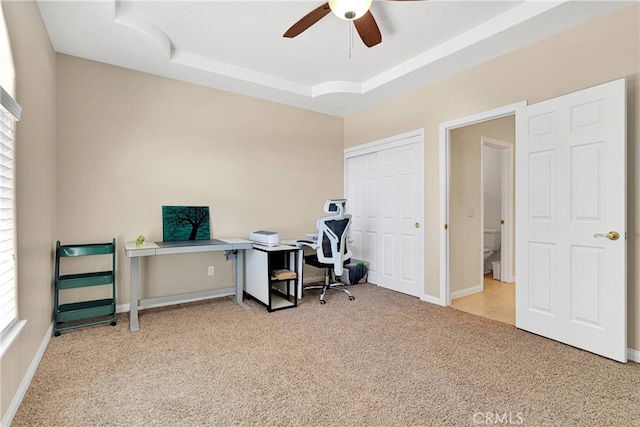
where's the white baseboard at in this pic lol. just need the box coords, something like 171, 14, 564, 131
303, 275, 325, 284
627, 347, 640, 363
450, 285, 483, 300
116, 303, 130, 313
116, 291, 234, 314
1, 322, 53, 427
422, 294, 443, 306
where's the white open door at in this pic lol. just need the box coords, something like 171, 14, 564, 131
516, 78, 627, 362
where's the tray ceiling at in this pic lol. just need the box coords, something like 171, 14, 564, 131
37, 0, 634, 117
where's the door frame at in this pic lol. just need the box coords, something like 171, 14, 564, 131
344, 128, 425, 298
439, 102, 525, 306
481, 136, 515, 283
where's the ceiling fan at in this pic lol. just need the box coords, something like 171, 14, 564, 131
283, 0, 424, 48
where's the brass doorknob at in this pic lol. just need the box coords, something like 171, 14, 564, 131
415, 223, 420, 228
593, 231, 620, 240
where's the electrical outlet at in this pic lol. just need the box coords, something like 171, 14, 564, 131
208, 266, 215, 276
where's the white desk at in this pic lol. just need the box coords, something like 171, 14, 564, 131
125, 238, 253, 331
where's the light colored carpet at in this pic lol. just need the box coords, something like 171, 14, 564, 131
12, 284, 640, 426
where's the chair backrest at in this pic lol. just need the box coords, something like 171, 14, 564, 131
315, 200, 352, 276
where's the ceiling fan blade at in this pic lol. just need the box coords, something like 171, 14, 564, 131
283, 3, 331, 38
353, 11, 382, 48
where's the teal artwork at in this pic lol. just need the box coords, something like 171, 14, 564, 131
162, 206, 211, 242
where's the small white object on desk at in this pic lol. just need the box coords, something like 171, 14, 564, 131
249, 230, 280, 247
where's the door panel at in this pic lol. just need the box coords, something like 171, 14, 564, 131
528, 241, 555, 315
571, 143, 603, 221
379, 144, 423, 296
516, 78, 626, 362
528, 150, 555, 220
570, 245, 603, 326
346, 152, 379, 283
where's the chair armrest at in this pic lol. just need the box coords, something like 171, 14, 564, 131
296, 239, 318, 249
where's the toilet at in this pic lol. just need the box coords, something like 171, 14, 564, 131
484, 228, 501, 274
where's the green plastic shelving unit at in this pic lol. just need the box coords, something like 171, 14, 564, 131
53, 239, 117, 336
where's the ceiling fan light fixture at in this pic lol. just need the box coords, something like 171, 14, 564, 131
328, 0, 372, 21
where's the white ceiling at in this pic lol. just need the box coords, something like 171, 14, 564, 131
37, 0, 634, 117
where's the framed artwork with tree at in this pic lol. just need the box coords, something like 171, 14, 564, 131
162, 206, 211, 241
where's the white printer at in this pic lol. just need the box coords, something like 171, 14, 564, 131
249, 230, 280, 247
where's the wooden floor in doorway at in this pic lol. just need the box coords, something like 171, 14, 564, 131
451, 274, 515, 325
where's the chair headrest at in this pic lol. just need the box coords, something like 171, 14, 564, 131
323, 199, 347, 215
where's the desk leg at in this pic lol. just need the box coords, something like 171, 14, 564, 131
296, 249, 304, 299
288, 250, 301, 299
129, 257, 140, 331
234, 249, 251, 310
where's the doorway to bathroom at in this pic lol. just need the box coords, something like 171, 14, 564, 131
438, 102, 520, 324
451, 134, 516, 324
449, 121, 515, 324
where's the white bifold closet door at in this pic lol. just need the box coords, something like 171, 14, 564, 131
345, 130, 424, 298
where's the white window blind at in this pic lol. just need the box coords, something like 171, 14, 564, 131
0, 85, 20, 336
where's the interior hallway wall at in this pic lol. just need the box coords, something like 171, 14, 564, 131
343, 4, 640, 350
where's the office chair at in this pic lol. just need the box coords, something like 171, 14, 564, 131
298, 199, 355, 304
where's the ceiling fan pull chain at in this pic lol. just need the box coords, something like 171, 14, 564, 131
349, 21, 353, 59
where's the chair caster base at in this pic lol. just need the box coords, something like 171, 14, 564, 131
54, 331, 61, 337
349, 296, 355, 300
110, 321, 117, 326
320, 299, 326, 304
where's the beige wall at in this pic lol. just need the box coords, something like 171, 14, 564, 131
344, 4, 640, 349
449, 116, 514, 293
1, 0, 57, 420
55, 54, 344, 302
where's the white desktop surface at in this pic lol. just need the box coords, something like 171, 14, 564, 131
251, 243, 299, 251
124, 238, 252, 255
